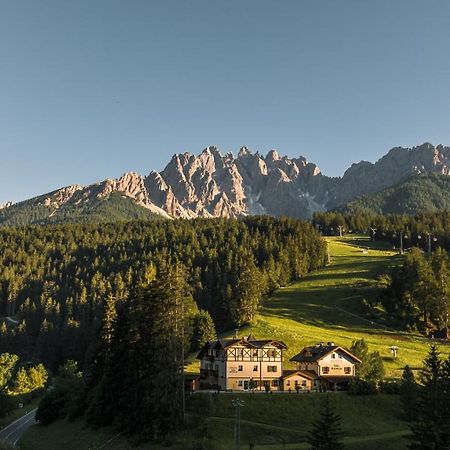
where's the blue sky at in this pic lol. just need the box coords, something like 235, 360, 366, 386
1, 1, 450, 203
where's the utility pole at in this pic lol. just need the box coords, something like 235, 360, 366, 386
232, 398, 244, 450
426, 233, 437, 255
393, 231, 405, 254
369, 227, 377, 242
337, 225, 344, 237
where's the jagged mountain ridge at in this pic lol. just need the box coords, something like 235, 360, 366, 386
1, 142, 450, 225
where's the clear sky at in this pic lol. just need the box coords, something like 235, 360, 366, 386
1, 1, 450, 203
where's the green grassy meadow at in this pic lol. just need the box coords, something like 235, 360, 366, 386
240, 235, 450, 377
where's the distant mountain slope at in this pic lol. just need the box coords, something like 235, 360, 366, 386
1, 142, 450, 225
342, 174, 450, 215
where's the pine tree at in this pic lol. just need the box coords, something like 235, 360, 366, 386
409, 344, 447, 449
129, 261, 187, 439
307, 395, 344, 450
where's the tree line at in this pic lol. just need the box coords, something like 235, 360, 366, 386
0, 217, 326, 371
313, 211, 450, 252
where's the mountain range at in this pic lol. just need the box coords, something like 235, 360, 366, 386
1, 142, 450, 226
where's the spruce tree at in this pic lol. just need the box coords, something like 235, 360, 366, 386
409, 344, 447, 449
127, 261, 189, 440
308, 395, 344, 450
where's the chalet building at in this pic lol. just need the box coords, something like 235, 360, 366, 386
197, 335, 287, 391
290, 342, 361, 390
280, 370, 316, 391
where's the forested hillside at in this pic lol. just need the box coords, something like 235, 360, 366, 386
0, 217, 326, 370
0, 192, 159, 227
342, 174, 450, 215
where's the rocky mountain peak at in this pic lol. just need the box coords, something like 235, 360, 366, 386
266, 149, 280, 162
4, 142, 450, 224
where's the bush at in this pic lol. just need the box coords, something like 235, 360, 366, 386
35, 389, 67, 425
348, 378, 377, 395
0, 393, 16, 417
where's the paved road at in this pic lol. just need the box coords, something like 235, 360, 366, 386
0, 408, 37, 446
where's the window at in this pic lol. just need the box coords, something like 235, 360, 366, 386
238, 365, 243, 372
286, 380, 290, 386
253, 365, 258, 372
331, 353, 336, 359
253, 350, 258, 357
339, 354, 343, 359
322, 367, 329, 374
301, 380, 307, 387
272, 380, 279, 387
214, 364, 218, 371
344, 367, 351, 374
238, 380, 243, 387
267, 365, 277, 372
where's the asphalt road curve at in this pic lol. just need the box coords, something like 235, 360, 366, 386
0, 408, 37, 446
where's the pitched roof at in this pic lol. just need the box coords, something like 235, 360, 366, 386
290, 344, 361, 364
196, 336, 287, 359
281, 370, 317, 380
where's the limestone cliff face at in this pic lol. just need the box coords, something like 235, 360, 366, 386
6, 142, 450, 220
0, 201, 13, 210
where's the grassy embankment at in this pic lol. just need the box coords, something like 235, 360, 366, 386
19, 393, 409, 450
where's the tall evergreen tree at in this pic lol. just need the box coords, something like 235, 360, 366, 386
409, 344, 448, 449
307, 395, 344, 450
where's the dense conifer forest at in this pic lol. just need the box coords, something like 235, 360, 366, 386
0, 217, 326, 371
